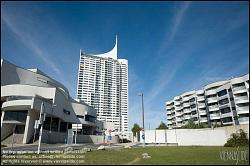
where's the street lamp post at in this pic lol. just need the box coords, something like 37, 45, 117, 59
37, 102, 45, 154
138, 92, 145, 148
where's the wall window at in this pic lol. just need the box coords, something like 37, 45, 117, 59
218, 89, 227, 97
219, 98, 229, 105
4, 111, 27, 123
220, 107, 231, 114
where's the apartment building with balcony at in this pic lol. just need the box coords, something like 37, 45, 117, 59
77, 36, 128, 135
166, 74, 249, 129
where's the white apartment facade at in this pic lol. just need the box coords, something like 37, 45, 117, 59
77, 37, 128, 135
166, 74, 249, 129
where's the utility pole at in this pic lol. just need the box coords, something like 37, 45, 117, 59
37, 102, 45, 154
138, 92, 145, 148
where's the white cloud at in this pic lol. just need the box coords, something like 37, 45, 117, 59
2, 13, 62, 77
168, 1, 191, 42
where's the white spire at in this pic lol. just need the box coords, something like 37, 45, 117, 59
93, 36, 118, 60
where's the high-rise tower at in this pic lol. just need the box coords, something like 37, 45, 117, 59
77, 37, 128, 133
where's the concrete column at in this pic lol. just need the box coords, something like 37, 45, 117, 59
23, 110, 38, 144
58, 119, 61, 132
1, 111, 5, 128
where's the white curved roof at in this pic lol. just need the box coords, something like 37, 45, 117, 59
93, 36, 118, 60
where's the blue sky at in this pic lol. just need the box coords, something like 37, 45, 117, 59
1, 1, 249, 130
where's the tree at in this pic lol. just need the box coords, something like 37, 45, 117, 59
224, 129, 249, 147
181, 119, 197, 129
131, 123, 141, 137
156, 121, 168, 130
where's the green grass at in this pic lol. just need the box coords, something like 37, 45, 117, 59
1, 146, 249, 165
83, 146, 249, 165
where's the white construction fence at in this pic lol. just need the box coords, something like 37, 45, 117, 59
139, 124, 249, 146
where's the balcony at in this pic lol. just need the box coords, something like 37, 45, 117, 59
167, 115, 172, 120
174, 96, 181, 101
207, 97, 218, 104
238, 117, 249, 124
233, 86, 247, 94
183, 109, 191, 114
167, 111, 172, 115
199, 117, 208, 122
176, 117, 183, 122
198, 103, 206, 108
218, 102, 230, 108
198, 110, 207, 115
174, 101, 181, 106
190, 100, 196, 105
218, 95, 229, 101
166, 105, 174, 109
221, 112, 232, 118
176, 112, 183, 117
197, 90, 204, 95
175, 106, 182, 111
182, 96, 190, 102
167, 121, 173, 125
183, 102, 190, 108
234, 96, 249, 104
184, 115, 191, 120
210, 113, 221, 120
237, 106, 249, 114
206, 89, 217, 95
208, 105, 219, 112
222, 121, 234, 125
190, 107, 197, 111
197, 97, 205, 102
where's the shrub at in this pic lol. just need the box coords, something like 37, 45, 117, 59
224, 129, 249, 147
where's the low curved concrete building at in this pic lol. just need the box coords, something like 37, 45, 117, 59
166, 74, 249, 129
1, 59, 104, 144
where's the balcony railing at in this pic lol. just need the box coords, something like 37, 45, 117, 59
167, 116, 172, 120
198, 103, 206, 108
197, 97, 205, 101
176, 117, 183, 122
199, 117, 208, 122
183, 109, 191, 114
238, 117, 249, 123
221, 112, 232, 118
199, 110, 207, 115
233, 86, 246, 92
207, 97, 218, 103
190, 100, 196, 105
234, 96, 248, 102
176, 112, 184, 116
175, 106, 182, 111
184, 115, 191, 120
183, 103, 190, 107
208, 105, 219, 111
237, 106, 249, 114
210, 113, 220, 119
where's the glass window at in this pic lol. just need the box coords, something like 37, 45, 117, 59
218, 89, 227, 97
60, 122, 67, 132
219, 98, 229, 105
220, 107, 231, 114
4, 111, 27, 122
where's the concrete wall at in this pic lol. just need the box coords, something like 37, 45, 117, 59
1, 123, 15, 140
41, 130, 119, 144
141, 125, 249, 146
42, 130, 67, 144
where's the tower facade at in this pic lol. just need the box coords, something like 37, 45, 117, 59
77, 37, 128, 133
